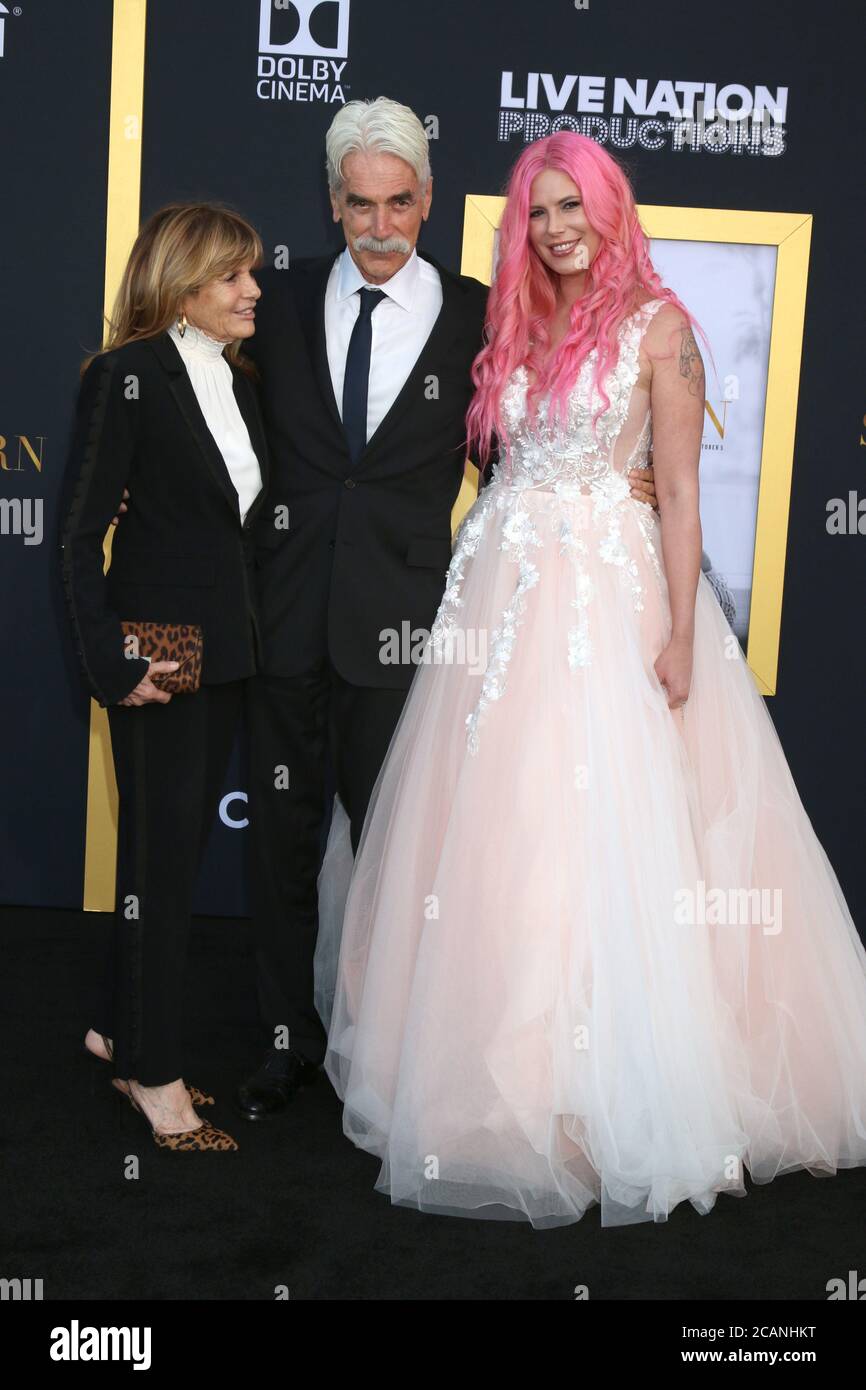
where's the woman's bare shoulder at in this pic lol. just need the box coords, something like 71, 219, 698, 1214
644, 298, 695, 351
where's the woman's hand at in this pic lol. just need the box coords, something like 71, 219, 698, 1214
654, 635, 693, 710
119, 661, 180, 706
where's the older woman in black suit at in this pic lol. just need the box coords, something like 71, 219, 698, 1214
61, 203, 268, 1150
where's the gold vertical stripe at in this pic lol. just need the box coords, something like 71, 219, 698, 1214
83, 0, 147, 911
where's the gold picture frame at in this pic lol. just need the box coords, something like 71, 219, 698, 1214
454, 195, 813, 699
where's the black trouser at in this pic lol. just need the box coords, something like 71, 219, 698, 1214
247, 660, 408, 1065
91, 680, 244, 1086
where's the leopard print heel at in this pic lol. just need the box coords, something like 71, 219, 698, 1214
186, 1085, 215, 1107
125, 1084, 239, 1152
153, 1121, 238, 1152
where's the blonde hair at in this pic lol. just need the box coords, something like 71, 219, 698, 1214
82, 201, 263, 377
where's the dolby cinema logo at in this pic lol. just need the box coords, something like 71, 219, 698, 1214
256, 0, 350, 105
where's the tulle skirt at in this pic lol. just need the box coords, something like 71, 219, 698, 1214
320, 486, 866, 1228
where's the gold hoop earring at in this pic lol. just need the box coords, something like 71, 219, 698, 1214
177, 311, 188, 338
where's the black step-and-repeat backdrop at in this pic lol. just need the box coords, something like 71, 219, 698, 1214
2, 0, 864, 926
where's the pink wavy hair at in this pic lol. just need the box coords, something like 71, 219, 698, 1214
466, 132, 713, 470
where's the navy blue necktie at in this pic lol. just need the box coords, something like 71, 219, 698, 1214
342, 287, 386, 466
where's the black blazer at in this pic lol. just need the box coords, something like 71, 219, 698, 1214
60, 332, 270, 707
246, 250, 489, 690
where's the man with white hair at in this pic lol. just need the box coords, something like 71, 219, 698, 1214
237, 98, 656, 1118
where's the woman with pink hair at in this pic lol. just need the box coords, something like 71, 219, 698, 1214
324, 133, 866, 1228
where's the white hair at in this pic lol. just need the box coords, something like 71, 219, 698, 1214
325, 97, 431, 195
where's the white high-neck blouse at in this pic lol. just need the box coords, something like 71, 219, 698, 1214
167, 322, 262, 524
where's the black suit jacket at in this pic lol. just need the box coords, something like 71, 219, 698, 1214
246, 249, 489, 689
60, 332, 270, 707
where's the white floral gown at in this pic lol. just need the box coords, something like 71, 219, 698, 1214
322, 298, 866, 1228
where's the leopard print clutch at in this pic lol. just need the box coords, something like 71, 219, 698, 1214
119, 620, 203, 694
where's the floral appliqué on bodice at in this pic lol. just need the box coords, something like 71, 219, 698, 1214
429, 298, 667, 754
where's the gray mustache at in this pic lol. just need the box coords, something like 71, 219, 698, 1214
353, 234, 412, 255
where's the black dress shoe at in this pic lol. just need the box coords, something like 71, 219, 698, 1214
236, 1047, 319, 1120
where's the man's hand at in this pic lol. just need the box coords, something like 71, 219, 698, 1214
119, 660, 180, 706
627, 453, 658, 511
110, 487, 130, 527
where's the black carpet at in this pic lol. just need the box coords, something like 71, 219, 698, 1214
3, 904, 864, 1302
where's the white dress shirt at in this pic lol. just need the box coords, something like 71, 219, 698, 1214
168, 322, 262, 523
324, 247, 443, 445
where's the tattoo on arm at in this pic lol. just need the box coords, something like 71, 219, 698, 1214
678, 327, 705, 398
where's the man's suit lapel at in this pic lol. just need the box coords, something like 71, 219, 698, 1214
296, 248, 470, 471
359, 252, 467, 465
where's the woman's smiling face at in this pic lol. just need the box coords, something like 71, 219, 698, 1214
527, 168, 602, 281
182, 262, 261, 342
